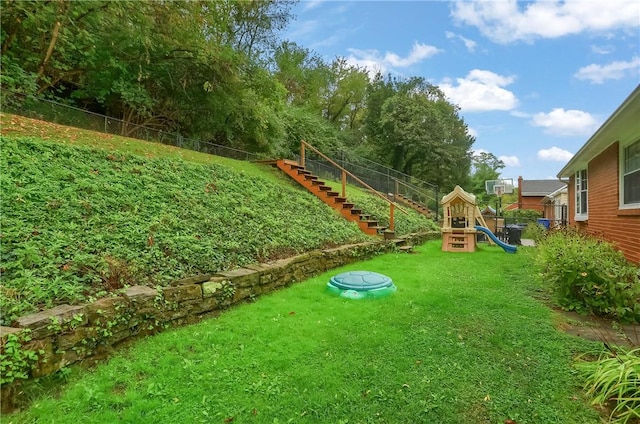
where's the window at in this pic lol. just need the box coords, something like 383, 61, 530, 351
622, 139, 640, 206
575, 169, 588, 218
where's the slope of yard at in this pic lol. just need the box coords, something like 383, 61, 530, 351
0, 114, 437, 325
9, 241, 602, 423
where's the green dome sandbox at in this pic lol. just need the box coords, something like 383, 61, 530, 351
327, 271, 396, 299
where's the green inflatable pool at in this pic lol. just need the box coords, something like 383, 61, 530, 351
327, 271, 396, 299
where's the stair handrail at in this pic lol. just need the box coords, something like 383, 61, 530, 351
300, 140, 407, 232
394, 178, 435, 205
393, 177, 439, 220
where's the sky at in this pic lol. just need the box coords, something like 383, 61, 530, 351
283, 0, 640, 183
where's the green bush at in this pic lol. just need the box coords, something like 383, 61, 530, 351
576, 346, 640, 424
522, 222, 547, 242
504, 208, 542, 221
535, 228, 640, 323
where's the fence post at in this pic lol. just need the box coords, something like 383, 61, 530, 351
389, 204, 395, 232
300, 142, 305, 168
341, 171, 346, 198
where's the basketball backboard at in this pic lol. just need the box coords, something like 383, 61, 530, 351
485, 178, 514, 196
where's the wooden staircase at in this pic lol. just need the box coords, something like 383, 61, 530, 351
395, 194, 431, 218
267, 159, 389, 237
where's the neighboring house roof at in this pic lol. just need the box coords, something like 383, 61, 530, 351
481, 206, 496, 215
546, 186, 568, 199
558, 84, 640, 178
520, 179, 567, 197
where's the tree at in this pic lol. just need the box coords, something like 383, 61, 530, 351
375, 79, 474, 191
272, 41, 330, 110
467, 152, 505, 205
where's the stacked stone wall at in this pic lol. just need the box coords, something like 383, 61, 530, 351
1, 232, 438, 410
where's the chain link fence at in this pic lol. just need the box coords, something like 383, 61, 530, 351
2, 94, 259, 161
298, 149, 439, 218
3, 94, 439, 216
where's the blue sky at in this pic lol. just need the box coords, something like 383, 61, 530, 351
283, 0, 640, 182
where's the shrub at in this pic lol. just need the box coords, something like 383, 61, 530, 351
522, 222, 547, 243
576, 346, 640, 424
535, 228, 640, 323
504, 208, 542, 222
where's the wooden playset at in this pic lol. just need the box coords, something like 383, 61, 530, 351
440, 185, 490, 252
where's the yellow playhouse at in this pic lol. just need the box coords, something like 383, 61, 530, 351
440, 185, 491, 252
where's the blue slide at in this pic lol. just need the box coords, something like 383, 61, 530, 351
475, 226, 517, 254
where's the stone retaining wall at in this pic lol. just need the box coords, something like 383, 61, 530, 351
1, 232, 438, 408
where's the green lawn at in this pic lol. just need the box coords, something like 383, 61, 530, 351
11, 241, 601, 424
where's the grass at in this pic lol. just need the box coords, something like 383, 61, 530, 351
9, 241, 602, 423
0, 114, 435, 325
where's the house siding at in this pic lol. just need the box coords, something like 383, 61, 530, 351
569, 142, 640, 264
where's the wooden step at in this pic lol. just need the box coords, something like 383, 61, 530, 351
273, 158, 387, 238
398, 245, 414, 253
286, 163, 304, 171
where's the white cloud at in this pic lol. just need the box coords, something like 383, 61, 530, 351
499, 155, 521, 167
440, 69, 518, 112
531, 108, 599, 136
510, 110, 531, 118
467, 126, 478, 138
445, 31, 478, 52
345, 42, 442, 76
451, 0, 640, 44
302, 0, 324, 12
384, 42, 442, 67
531, 108, 598, 136
472, 147, 488, 156
574, 57, 640, 84
591, 44, 615, 54
537, 147, 574, 162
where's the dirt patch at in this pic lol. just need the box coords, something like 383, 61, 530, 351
553, 309, 639, 348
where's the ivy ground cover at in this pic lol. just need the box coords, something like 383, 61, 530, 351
0, 121, 435, 325
11, 241, 602, 423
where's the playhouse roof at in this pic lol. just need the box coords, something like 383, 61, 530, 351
441, 185, 476, 205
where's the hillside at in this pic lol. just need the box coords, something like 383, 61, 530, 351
0, 114, 438, 325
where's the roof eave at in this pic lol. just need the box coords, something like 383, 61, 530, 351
557, 84, 640, 178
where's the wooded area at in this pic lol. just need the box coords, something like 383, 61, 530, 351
0, 0, 504, 193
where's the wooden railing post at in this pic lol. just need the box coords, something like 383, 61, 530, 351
341, 171, 346, 198
300, 142, 305, 168
389, 203, 395, 232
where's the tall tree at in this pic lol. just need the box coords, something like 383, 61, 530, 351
376, 79, 474, 191
272, 41, 330, 110
467, 152, 505, 205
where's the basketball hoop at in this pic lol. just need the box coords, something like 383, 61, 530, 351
486, 179, 514, 196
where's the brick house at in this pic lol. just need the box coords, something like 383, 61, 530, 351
516, 176, 567, 214
557, 84, 640, 264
